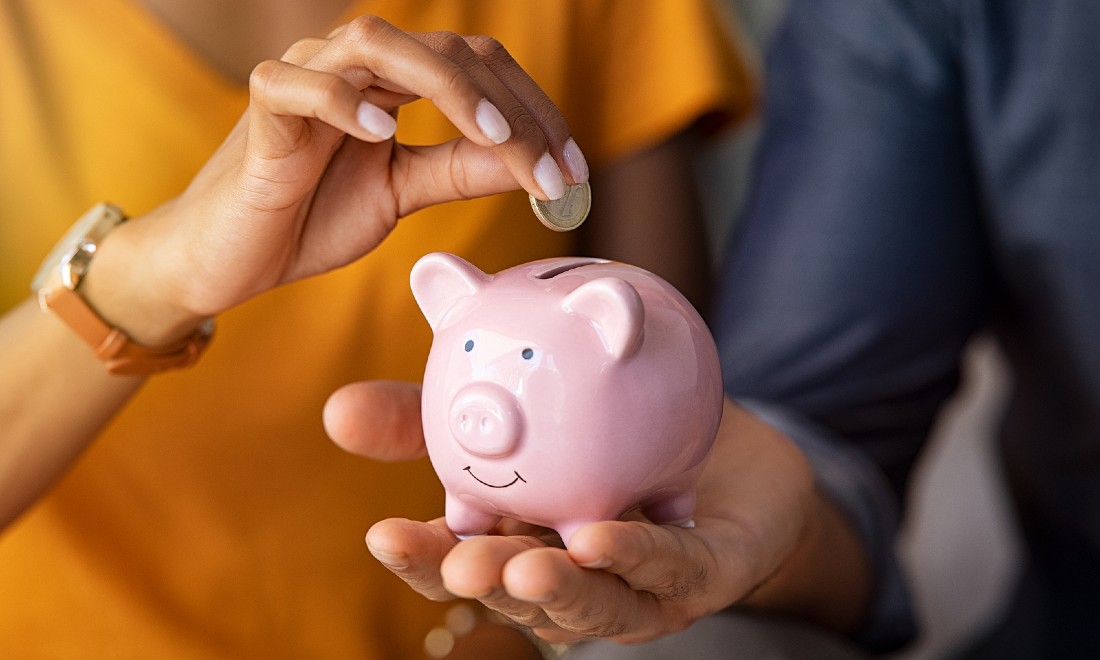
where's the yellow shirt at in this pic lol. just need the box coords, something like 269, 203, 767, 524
0, 0, 751, 656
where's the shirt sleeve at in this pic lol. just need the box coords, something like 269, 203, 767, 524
711, 0, 992, 651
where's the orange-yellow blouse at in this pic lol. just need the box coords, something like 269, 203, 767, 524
0, 0, 752, 656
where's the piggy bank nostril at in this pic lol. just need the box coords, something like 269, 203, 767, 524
448, 382, 523, 457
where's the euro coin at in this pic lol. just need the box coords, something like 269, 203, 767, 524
530, 181, 591, 232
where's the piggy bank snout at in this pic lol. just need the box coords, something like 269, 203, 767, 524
448, 382, 524, 457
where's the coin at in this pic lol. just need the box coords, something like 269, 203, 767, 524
530, 181, 591, 232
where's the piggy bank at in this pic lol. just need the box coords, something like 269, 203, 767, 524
411, 253, 723, 545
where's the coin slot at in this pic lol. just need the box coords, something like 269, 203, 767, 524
531, 259, 605, 280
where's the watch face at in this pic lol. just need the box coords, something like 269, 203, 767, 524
30, 203, 126, 292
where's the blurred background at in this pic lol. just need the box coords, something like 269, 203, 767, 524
708, 2, 1022, 658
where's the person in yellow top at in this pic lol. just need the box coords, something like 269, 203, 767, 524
0, 0, 752, 657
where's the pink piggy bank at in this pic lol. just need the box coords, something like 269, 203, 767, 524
411, 252, 723, 545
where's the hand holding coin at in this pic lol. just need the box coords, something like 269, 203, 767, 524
530, 182, 591, 231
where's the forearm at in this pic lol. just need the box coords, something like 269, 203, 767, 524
0, 297, 142, 528
0, 206, 198, 529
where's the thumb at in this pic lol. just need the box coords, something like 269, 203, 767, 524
323, 380, 427, 462
394, 140, 520, 217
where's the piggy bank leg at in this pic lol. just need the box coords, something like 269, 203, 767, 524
642, 490, 697, 528
445, 492, 501, 539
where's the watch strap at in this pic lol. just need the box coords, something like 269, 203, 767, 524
40, 279, 213, 376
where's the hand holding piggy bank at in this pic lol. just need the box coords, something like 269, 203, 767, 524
411, 253, 723, 546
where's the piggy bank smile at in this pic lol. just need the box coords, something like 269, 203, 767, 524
463, 466, 526, 489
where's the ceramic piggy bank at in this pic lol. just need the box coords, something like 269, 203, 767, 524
411, 252, 723, 545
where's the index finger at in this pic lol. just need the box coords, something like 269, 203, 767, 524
414, 31, 586, 196
462, 33, 589, 185
305, 16, 583, 199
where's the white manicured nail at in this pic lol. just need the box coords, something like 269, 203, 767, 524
534, 152, 566, 200
357, 102, 396, 139
476, 99, 511, 144
562, 138, 590, 183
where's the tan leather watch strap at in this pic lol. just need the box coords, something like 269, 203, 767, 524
34, 203, 214, 375
41, 285, 213, 375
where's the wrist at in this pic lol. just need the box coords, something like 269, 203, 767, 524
32, 202, 215, 375
741, 488, 872, 634
78, 204, 210, 347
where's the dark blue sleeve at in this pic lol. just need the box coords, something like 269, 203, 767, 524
711, 0, 992, 650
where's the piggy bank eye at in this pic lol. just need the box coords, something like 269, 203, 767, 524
521, 348, 534, 360
464, 339, 475, 353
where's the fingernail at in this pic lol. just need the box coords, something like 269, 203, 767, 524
578, 556, 611, 570
367, 543, 409, 570
357, 102, 396, 139
517, 590, 555, 604
562, 138, 590, 183
476, 98, 511, 144
477, 586, 506, 601
534, 152, 566, 200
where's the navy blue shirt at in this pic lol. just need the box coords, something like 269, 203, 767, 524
713, 1, 1100, 655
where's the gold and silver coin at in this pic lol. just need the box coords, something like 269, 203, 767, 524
530, 181, 591, 232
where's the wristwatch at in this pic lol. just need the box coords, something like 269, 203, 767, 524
31, 202, 214, 376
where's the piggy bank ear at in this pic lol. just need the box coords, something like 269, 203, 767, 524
410, 253, 489, 330
562, 277, 644, 359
